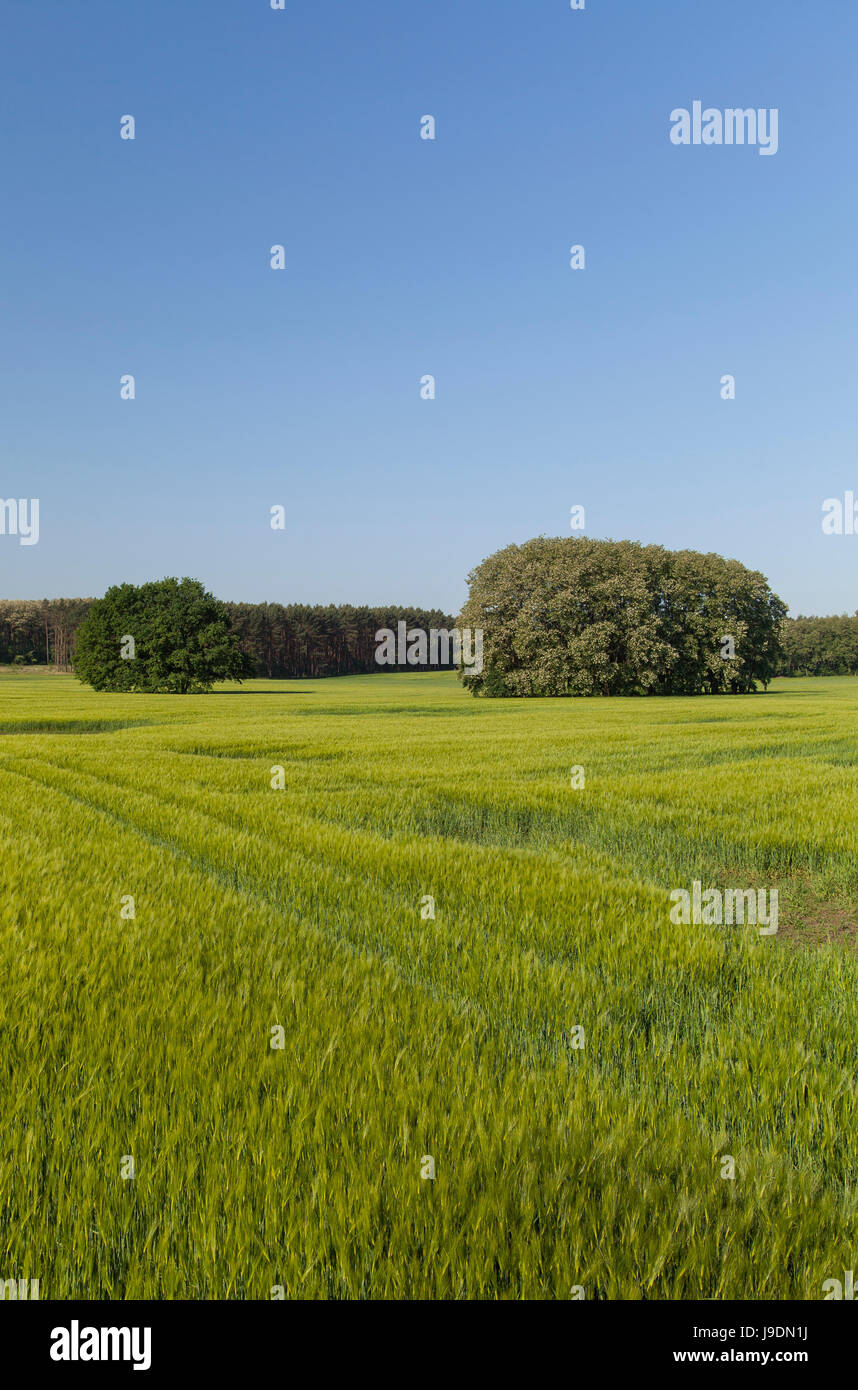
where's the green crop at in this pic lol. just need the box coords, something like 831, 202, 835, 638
0, 669, 856, 1299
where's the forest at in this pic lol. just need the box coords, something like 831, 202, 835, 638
777, 614, 858, 676
0, 598, 458, 678
1, 596, 856, 681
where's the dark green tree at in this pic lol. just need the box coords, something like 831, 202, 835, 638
73, 578, 254, 693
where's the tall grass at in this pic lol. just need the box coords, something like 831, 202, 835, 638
0, 671, 856, 1298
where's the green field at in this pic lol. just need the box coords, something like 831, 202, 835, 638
1, 668, 857, 1299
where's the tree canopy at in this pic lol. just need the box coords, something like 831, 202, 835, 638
458, 537, 788, 697
73, 578, 253, 693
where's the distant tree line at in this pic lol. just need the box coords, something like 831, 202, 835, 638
224, 602, 459, 677
0, 596, 458, 678
3, 586, 857, 683
0, 599, 92, 671
777, 614, 858, 677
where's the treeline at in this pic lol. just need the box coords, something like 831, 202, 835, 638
0, 599, 92, 671
777, 614, 858, 677
223, 603, 458, 677
0, 598, 458, 677
4, 594, 858, 681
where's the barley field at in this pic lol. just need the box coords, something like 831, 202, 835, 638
1, 668, 856, 1299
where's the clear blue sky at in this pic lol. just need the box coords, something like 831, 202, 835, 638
1, 0, 856, 617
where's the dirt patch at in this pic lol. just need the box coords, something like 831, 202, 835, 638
779, 901, 858, 950
768, 870, 858, 951
712, 862, 858, 952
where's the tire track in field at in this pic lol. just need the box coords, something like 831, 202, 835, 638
4, 754, 855, 1192
7, 747, 819, 1126
1, 754, 608, 1073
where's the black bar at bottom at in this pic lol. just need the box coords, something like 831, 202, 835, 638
0, 1299, 850, 1377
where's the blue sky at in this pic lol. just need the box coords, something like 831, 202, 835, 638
1, 0, 856, 616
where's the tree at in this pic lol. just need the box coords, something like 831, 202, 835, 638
458, 537, 787, 697
73, 578, 254, 693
